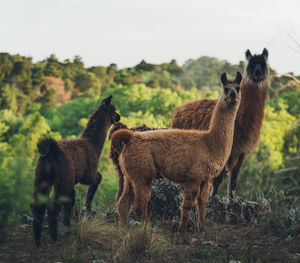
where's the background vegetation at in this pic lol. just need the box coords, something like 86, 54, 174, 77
0, 52, 299, 239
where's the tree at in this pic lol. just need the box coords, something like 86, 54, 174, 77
75, 71, 101, 97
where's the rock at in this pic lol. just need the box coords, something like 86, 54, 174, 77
105, 210, 119, 223
107, 176, 271, 226
148, 178, 183, 221
190, 238, 199, 244
206, 195, 271, 224
21, 214, 33, 225
147, 177, 271, 224
201, 240, 219, 247
57, 221, 71, 236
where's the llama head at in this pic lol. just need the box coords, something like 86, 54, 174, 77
220, 72, 242, 109
99, 95, 120, 124
245, 48, 269, 83
81, 95, 120, 140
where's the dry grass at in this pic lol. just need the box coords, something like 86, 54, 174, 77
71, 213, 120, 250
115, 221, 168, 262
1, 191, 299, 263
1, 214, 299, 263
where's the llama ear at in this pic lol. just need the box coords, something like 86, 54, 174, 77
245, 49, 252, 61
102, 95, 112, 106
235, 72, 242, 84
220, 72, 227, 86
262, 48, 268, 60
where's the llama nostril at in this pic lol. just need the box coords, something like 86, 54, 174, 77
230, 92, 236, 100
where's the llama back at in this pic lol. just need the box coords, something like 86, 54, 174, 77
117, 129, 219, 183
172, 99, 216, 130
37, 138, 61, 157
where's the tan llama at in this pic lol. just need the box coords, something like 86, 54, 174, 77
172, 48, 270, 197
111, 72, 242, 232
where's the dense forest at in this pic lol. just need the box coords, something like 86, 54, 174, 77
0, 52, 299, 261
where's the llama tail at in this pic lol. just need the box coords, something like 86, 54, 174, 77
37, 138, 60, 157
111, 129, 134, 154
109, 121, 128, 140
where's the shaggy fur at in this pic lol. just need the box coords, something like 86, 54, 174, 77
109, 122, 163, 201
111, 73, 241, 232
172, 48, 270, 197
31, 95, 120, 247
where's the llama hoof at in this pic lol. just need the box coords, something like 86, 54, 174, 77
35, 239, 41, 248
50, 232, 58, 241
179, 225, 187, 234
197, 223, 206, 233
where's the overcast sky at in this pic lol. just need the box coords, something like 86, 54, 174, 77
1, 0, 300, 74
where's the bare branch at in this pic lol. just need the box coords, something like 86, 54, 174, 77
281, 73, 300, 84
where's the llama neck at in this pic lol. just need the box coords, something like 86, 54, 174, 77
236, 75, 269, 132
205, 98, 239, 160
209, 99, 238, 138
81, 112, 111, 153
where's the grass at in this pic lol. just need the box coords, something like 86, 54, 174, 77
0, 189, 299, 263
71, 213, 119, 250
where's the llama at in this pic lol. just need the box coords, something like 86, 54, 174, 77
172, 48, 270, 197
109, 122, 162, 201
31, 95, 120, 247
111, 72, 241, 232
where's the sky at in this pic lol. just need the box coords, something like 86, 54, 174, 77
1, 0, 300, 75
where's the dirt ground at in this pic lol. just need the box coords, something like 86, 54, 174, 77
1, 218, 299, 263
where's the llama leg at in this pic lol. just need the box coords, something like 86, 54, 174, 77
48, 195, 61, 241
133, 179, 153, 223
196, 180, 210, 231
31, 181, 51, 247
211, 168, 226, 197
86, 172, 102, 210
116, 168, 124, 201
117, 177, 134, 229
179, 181, 199, 233
227, 154, 245, 198
63, 189, 75, 226
32, 204, 46, 247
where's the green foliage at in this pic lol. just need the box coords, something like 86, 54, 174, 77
75, 71, 102, 97
44, 96, 101, 137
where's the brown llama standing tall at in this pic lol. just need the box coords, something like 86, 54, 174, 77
31, 95, 120, 247
111, 72, 241, 232
172, 48, 270, 197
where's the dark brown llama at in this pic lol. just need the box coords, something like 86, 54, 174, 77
109, 122, 162, 201
111, 73, 241, 232
172, 48, 270, 197
31, 95, 120, 247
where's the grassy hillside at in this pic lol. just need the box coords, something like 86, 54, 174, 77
0, 52, 299, 262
